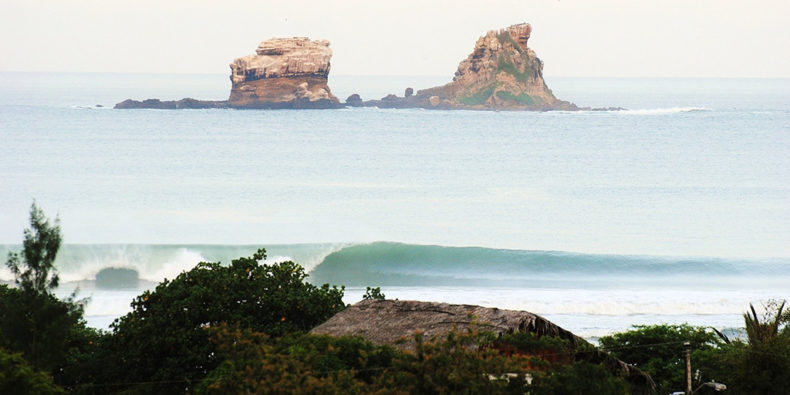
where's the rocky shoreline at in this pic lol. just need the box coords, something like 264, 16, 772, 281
115, 24, 622, 111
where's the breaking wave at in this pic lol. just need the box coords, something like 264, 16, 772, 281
0, 243, 345, 285
308, 242, 790, 289
2, 241, 787, 292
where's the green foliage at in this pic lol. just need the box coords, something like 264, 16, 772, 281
363, 286, 385, 300
496, 31, 524, 53
723, 300, 790, 394
57, 324, 108, 394
495, 90, 535, 105
599, 324, 725, 394
0, 349, 65, 395
496, 54, 534, 84
103, 249, 346, 394
529, 361, 630, 395
458, 84, 496, 105
0, 286, 85, 375
198, 325, 396, 394
6, 202, 62, 294
493, 331, 575, 360
198, 326, 631, 395
380, 330, 521, 394
744, 300, 785, 346
0, 202, 97, 385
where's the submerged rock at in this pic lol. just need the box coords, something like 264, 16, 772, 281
114, 98, 227, 109
95, 267, 139, 289
345, 93, 363, 107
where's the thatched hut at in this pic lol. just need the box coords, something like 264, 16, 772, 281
311, 299, 655, 394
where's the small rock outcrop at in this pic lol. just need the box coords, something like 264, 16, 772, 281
227, 38, 341, 109
417, 23, 576, 110
345, 93, 363, 107
114, 98, 227, 109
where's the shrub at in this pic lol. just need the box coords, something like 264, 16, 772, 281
0, 349, 65, 395
198, 325, 396, 394
103, 249, 345, 393
363, 286, 385, 300
599, 324, 727, 393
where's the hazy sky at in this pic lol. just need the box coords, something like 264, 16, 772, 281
1, 0, 788, 77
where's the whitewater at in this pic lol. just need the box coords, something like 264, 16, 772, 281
1, 73, 789, 339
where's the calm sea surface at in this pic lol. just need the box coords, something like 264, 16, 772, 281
1, 73, 788, 338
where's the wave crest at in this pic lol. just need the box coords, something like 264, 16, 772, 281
617, 107, 712, 115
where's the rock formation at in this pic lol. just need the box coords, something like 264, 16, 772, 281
114, 98, 227, 109
115, 25, 607, 111
227, 37, 341, 109
355, 23, 576, 110
418, 23, 575, 110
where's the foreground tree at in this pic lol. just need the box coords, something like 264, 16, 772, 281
0, 203, 90, 378
6, 202, 62, 295
601, 303, 790, 395
102, 249, 346, 393
724, 300, 790, 394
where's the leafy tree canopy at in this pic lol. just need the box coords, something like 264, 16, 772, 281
0, 349, 65, 395
598, 324, 726, 394
103, 249, 346, 393
0, 202, 94, 381
6, 202, 62, 295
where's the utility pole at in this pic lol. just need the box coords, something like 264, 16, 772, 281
684, 341, 692, 395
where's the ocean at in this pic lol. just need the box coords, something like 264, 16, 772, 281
1, 72, 788, 339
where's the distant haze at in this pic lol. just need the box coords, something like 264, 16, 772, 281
1, 0, 789, 78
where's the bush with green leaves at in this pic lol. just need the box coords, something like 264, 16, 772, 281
0, 348, 65, 395
599, 324, 727, 394
102, 249, 346, 393
198, 325, 632, 395
197, 324, 396, 394
529, 361, 630, 395
362, 286, 385, 300
599, 308, 790, 395
723, 300, 790, 394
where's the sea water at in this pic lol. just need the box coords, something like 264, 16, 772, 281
1, 72, 788, 339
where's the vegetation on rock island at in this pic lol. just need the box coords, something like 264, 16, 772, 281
2, 203, 789, 394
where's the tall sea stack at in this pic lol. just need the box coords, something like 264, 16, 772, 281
417, 23, 576, 110
227, 37, 341, 109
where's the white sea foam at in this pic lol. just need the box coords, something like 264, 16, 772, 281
616, 107, 712, 115
343, 287, 783, 317
0, 266, 13, 282
340, 286, 782, 339
148, 248, 206, 282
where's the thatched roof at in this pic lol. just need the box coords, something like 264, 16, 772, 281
311, 299, 655, 394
